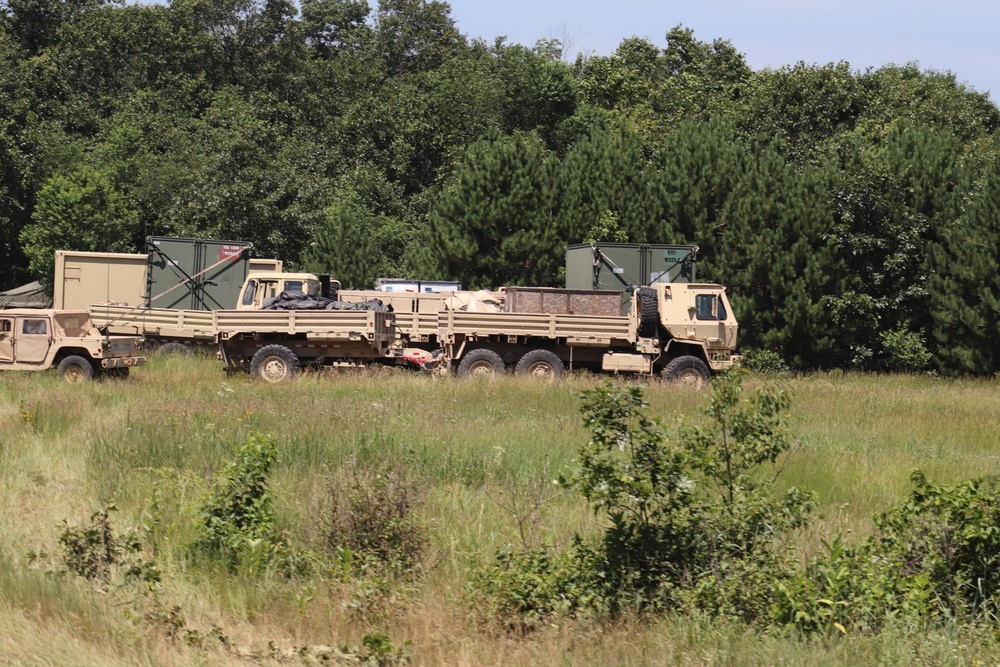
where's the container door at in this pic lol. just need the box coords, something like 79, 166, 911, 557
0, 317, 13, 362
17, 316, 52, 363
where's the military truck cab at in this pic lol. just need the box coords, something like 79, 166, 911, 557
0, 309, 145, 381
237, 272, 330, 310
637, 282, 739, 385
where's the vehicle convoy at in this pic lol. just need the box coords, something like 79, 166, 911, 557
0, 309, 145, 381
219, 281, 739, 387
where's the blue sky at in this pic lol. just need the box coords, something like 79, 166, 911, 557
440, 0, 997, 101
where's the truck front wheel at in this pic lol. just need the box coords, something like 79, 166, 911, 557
457, 349, 505, 378
58, 355, 95, 383
515, 349, 564, 380
250, 344, 300, 383
661, 355, 709, 389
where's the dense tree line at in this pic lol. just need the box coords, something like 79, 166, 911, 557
0, 0, 998, 373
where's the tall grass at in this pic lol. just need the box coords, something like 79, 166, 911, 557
0, 357, 998, 665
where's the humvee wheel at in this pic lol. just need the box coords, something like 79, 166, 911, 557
250, 344, 299, 383
515, 349, 564, 380
661, 355, 709, 390
58, 355, 95, 383
457, 349, 505, 378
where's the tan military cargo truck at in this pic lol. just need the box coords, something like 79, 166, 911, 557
433, 283, 738, 387
0, 309, 145, 381
214, 308, 396, 382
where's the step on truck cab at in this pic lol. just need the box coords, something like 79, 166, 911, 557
0, 309, 145, 381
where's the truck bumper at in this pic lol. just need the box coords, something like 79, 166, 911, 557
101, 356, 146, 368
707, 353, 739, 372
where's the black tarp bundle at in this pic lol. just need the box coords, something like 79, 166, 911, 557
262, 291, 390, 312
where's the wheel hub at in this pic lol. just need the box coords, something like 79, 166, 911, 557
260, 357, 288, 382
468, 361, 495, 377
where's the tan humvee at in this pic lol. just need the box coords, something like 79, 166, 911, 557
0, 309, 145, 381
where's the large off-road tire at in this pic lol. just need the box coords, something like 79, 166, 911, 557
456, 348, 506, 378
250, 344, 299, 383
156, 342, 191, 356
661, 355, 710, 390
58, 355, 95, 383
636, 287, 659, 338
514, 349, 564, 380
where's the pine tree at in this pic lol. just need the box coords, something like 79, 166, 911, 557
927, 146, 1000, 374
718, 140, 847, 368
555, 124, 648, 244
639, 116, 746, 259
417, 130, 561, 288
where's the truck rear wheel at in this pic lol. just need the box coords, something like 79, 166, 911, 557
457, 348, 505, 378
58, 355, 95, 383
515, 349, 564, 380
250, 344, 299, 383
637, 287, 659, 338
661, 355, 709, 389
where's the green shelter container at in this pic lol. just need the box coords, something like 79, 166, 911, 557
146, 237, 254, 310
565, 243, 697, 290
565, 243, 698, 314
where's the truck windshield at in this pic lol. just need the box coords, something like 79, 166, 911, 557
695, 294, 727, 321
241, 281, 257, 306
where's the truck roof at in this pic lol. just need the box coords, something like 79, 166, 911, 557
246, 272, 317, 281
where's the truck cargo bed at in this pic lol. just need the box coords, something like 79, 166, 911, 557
214, 309, 393, 341
439, 311, 633, 344
90, 305, 214, 339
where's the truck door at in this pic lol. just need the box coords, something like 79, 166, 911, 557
17, 316, 52, 363
0, 317, 13, 362
693, 293, 730, 348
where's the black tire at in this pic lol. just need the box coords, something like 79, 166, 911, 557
156, 342, 191, 356
661, 355, 710, 389
58, 355, 95, 383
457, 348, 506, 378
250, 344, 300, 383
636, 287, 659, 338
514, 349, 564, 380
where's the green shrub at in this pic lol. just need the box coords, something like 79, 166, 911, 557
320, 458, 427, 578
468, 539, 611, 630
194, 432, 281, 569
53, 503, 160, 586
774, 471, 1000, 633
470, 372, 813, 624
879, 328, 932, 372
741, 348, 790, 373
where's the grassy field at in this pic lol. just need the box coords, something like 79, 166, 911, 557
2, 358, 1000, 666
